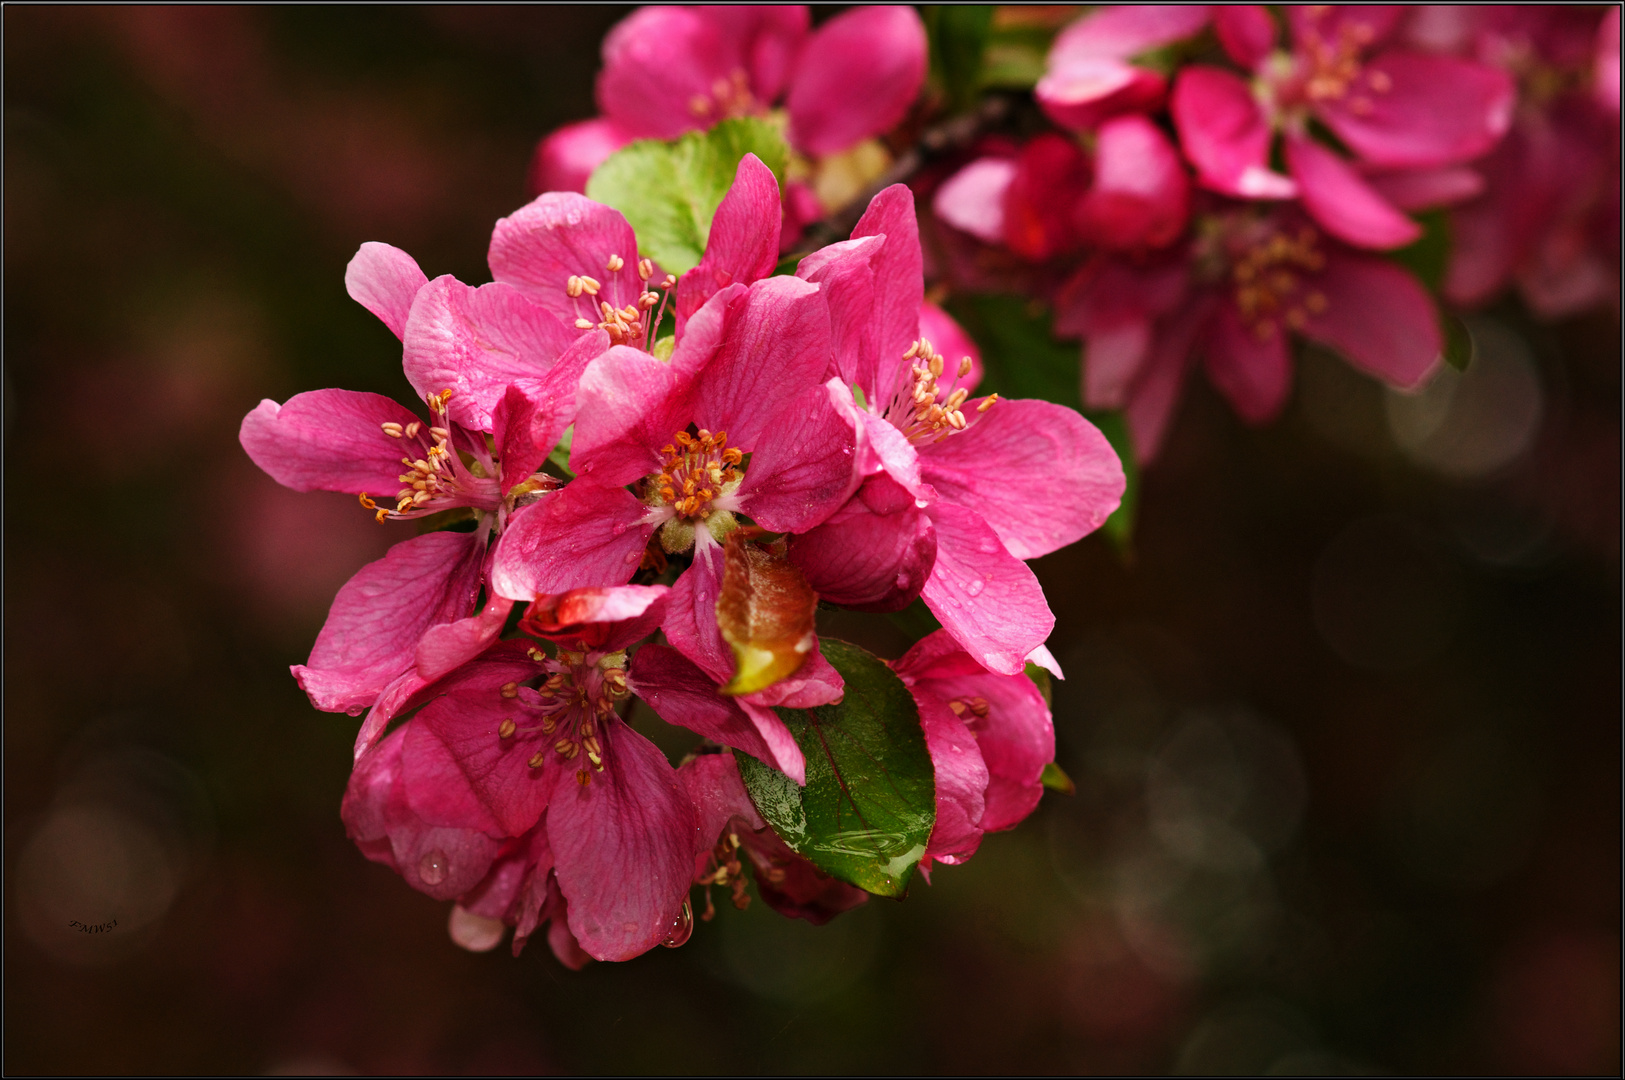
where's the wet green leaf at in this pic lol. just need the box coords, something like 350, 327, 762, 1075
737, 639, 936, 897
1040, 761, 1076, 795
925, 5, 994, 110
585, 117, 789, 275
1024, 660, 1053, 707
545, 424, 574, 477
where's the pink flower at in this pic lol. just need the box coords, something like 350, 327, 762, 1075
1057, 204, 1442, 463
1416, 6, 1622, 316
891, 629, 1056, 874
345, 586, 699, 963
529, 5, 927, 202
789, 185, 1126, 675
240, 243, 606, 716
1036, 5, 1213, 132
1170, 5, 1515, 250
488, 156, 858, 781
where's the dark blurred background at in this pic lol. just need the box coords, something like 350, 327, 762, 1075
5, 8, 1619, 1074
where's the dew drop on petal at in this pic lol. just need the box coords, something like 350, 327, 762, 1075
966, 579, 985, 597
624, 550, 640, 564
895, 572, 911, 589
661, 898, 694, 948
419, 849, 449, 886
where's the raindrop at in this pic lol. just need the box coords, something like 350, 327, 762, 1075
661, 897, 694, 948
978, 538, 999, 553
894, 572, 911, 589
966, 579, 986, 597
418, 849, 449, 886
611, 523, 626, 536
623, 550, 640, 564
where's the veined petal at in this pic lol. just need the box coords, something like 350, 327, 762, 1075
796, 235, 882, 386
915, 694, 988, 868
1317, 52, 1515, 170
1286, 135, 1421, 250
547, 721, 697, 962
736, 383, 859, 534
240, 389, 422, 496
345, 242, 428, 341
1301, 249, 1441, 389
292, 531, 482, 715
1171, 66, 1295, 199
920, 503, 1053, 676
676, 153, 783, 333
489, 482, 654, 601
596, 6, 737, 139
932, 157, 1015, 245
631, 644, 807, 782
415, 594, 515, 684
410, 686, 552, 838
918, 398, 1124, 559
849, 185, 924, 406
787, 473, 936, 611
520, 584, 669, 655
662, 543, 732, 682
488, 192, 646, 327
1201, 301, 1293, 423
786, 6, 926, 156
570, 342, 695, 487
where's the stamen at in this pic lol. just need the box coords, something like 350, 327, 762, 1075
637, 258, 653, 281
579, 275, 601, 296
500, 682, 519, 699
498, 718, 517, 739
605, 254, 625, 272
528, 752, 545, 769
380, 422, 404, 438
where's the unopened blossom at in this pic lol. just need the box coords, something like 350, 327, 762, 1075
1170, 4, 1515, 250
488, 155, 859, 781
529, 4, 927, 232
1057, 204, 1441, 462
346, 586, 699, 962
891, 629, 1057, 873
240, 243, 605, 716
787, 185, 1126, 674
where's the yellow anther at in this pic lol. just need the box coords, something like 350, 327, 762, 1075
498, 718, 517, 739
605, 254, 625, 272
957, 356, 973, 378
380, 422, 404, 438
500, 682, 519, 699
637, 258, 654, 281
575, 318, 595, 329
579, 275, 601, 295
977, 394, 998, 412
527, 752, 546, 769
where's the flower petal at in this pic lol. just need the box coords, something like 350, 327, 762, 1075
1301, 249, 1441, 389
292, 531, 482, 715
849, 184, 924, 405
787, 472, 936, 612
415, 594, 515, 684
520, 584, 669, 655
704, 6, 810, 102
786, 6, 927, 156
1201, 301, 1293, 423
736, 384, 859, 534
1002, 133, 1091, 260
1037, 56, 1167, 132
1075, 114, 1191, 250
918, 398, 1124, 559
570, 341, 701, 487
1083, 319, 1150, 410
596, 6, 736, 139
1049, 4, 1214, 63
630, 644, 807, 782
796, 234, 882, 385
921, 503, 1053, 676
345, 242, 429, 340
931, 157, 1015, 245
410, 685, 552, 838
1317, 52, 1515, 170
527, 117, 635, 198
915, 693, 988, 868
676, 153, 783, 333
1213, 5, 1276, 68
489, 481, 654, 601
546, 720, 697, 962
661, 542, 733, 683
1286, 135, 1421, 250
240, 389, 422, 496
919, 301, 983, 393
1171, 66, 1296, 198
487, 192, 645, 328
1365, 165, 1485, 212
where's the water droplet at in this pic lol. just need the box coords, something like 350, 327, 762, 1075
661, 898, 694, 948
966, 579, 985, 597
624, 550, 640, 564
978, 538, 999, 553
418, 849, 449, 886
894, 572, 911, 589
611, 523, 626, 536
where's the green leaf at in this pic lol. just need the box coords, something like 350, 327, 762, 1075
736, 639, 936, 897
546, 424, 574, 477
980, 8, 1061, 89
1040, 761, 1076, 795
1023, 660, 1053, 707
925, 5, 994, 110
585, 117, 789, 276
1441, 312, 1472, 371
1391, 209, 1450, 293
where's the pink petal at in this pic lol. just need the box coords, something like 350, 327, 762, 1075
786, 6, 927, 156
1083, 320, 1150, 409
569, 340, 703, 487
489, 481, 654, 601
355, 644, 539, 763
703, 6, 810, 102
546, 720, 697, 961
596, 6, 736, 139
1054, 251, 1191, 336
740, 644, 844, 709
1037, 56, 1168, 132
915, 694, 988, 868
1317, 52, 1515, 169
345, 242, 429, 341
414, 594, 514, 684
1301, 249, 1442, 389
1213, 5, 1276, 68
401, 276, 589, 432
1049, 4, 1214, 63
1598, 8, 1621, 115
1365, 165, 1485, 212
1002, 133, 1090, 260
919, 398, 1123, 560
1075, 113, 1191, 250
692, 275, 832, 453
1027, 643, 1063, 679
1125, 300, 1210, 464
1171, 65, 1296, 198
920, 503, 1054, 676
918, 301, 983, 393
676, 153, 782, 333
520, 584, 669, 654
342, 726, 501, 901
680, 751, 766, 867
735, 384, 859, 534
796, 235, 883, 385
240, 389, 422, 496
1201, 301, 1292, 423
527, 117, 635, 198
787, 473, 936, 612
409, 687, 553, 838
630, 644, 806, 781
661, 543, 732, 683
1286, 135, 1421, 249
292, 531, 482, 715
487, 192, 646, 329
849, 184, 925, 405
1287, 5, 1404, 52
931, 158, 1015, 245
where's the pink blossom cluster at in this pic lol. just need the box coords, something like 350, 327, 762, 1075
241, 152, 1125, 963
931, 4, 1619, 463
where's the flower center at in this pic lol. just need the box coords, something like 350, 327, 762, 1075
565, 254, 675, 349
1230, 225, 1328, 339
1275, 10, 1391, 116
496, 650, 630, 787
881, 336, 997, 446
646, 429, 744, 552
688, 69, 759, 121
359, 389, 506, 522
